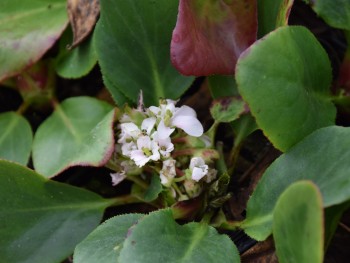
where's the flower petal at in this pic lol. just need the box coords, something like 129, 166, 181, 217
173, 105, 197, 117
191, 167, 207, 182
171, 116, 203, 137
157, 120, 175, 139
110, 172, 127, 186
141, 117, 156, 134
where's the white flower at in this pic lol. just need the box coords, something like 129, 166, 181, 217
189, 157, 208, 182
159, 159, 177, 186
130, 136, 160, 167
171, 105, 203, 137
118, 122, 140, 143
121, 141, 137, 157
152, 100, 203, 138
110, 171, 127, 186
153, 132, 174, 158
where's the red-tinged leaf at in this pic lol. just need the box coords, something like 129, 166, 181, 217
171, 0, 257, 76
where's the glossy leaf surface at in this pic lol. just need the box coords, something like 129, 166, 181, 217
119, 209, 240, 263
242, 126, 350, 241
0, 0, 68, 81
0, 160, 112, 263
273, 181, 324, 263
74, 214, 143, 263
33, 97, 114, 177
236, 26, 335, 151
171, 0, 257, 76
0, 112, 32, 165
95, 0, 194, 106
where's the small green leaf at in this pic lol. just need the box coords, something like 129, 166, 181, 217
210, 97, 246, 123
0, 160, 112, 263
74, 214, 144, 263
0, 0, 68, 81
32, 96, 115, 177
55, 28, 97, 79
308, 0, 350, 30
94, 0, 194, 106
273, 181, 324, 263
144, 174, 162, 202
119, 209, 240, 263
242, 126, 350, 241
0, 112, 33, 165
236, 26, 336, 151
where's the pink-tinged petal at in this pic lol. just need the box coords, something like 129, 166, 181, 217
136, 136, 152, 149
110, 172, 126, 186
157, 120, 175, 139
172, 116, 203, 137
171, 0, 257, 76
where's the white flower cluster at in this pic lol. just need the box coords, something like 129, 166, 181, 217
117, 99, 203, 167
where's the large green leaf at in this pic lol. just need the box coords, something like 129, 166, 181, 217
307, 0, 350, 30
242, 126, 350, 241
273, 181, 324, 263
119, 209, 240, 263
32, 96, 115, 177
0, 0, 68, 82
74, 214, 144, 263
0, 160, 113, 263
94, 0, 194, 106
0, 112, 32, 165
236, 26, 336, 151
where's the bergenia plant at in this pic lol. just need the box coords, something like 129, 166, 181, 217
0, 0, 350, 262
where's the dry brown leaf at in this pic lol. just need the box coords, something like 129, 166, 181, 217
67, 0, 100, 48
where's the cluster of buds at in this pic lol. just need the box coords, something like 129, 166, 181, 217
110, 99, 218, 201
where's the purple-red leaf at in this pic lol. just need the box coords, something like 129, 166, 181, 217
171, 0, 257, 76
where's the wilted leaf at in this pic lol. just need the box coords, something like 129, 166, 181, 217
210, 96, 246, 123
171, 0, 257, 76
67, 0, 100, 47
0, 0, 68, 82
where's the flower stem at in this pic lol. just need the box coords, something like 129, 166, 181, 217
106, 194, 142, 207
219, 220, 242, 231
127, 175, 148, 189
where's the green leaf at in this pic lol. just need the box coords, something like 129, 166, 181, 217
94, 0, 194, 106
210, 97, 246, 123
119, 209, 240, 263
242, 126, 350, 241
32, 96, 115, 177
236, 26, 336, 151
74, 214, 144, 263
231, 113, 258, 147
144, 174, 162, 202
257, 0, 295, 37
308, 0, 350, 30
0, 0, 68, 81
0, 112, 33, 165
273, 181, 324, 263
55, 28, 97, 79
0, 160, 112, 263
207, 75, 239, 99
